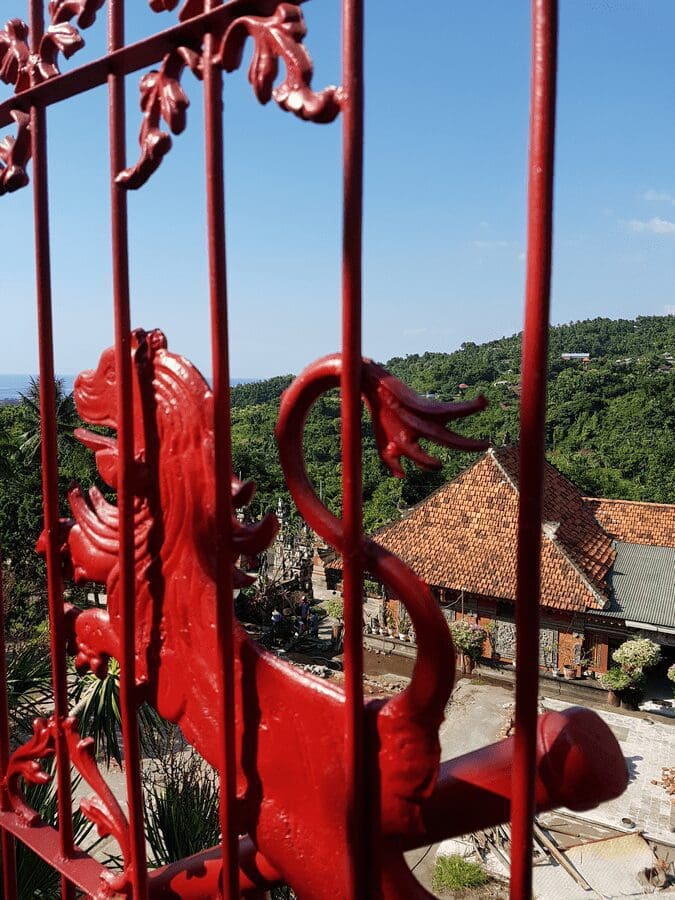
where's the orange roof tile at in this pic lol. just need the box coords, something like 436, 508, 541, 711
329, 448, 615, 613
584, 497, 675, 549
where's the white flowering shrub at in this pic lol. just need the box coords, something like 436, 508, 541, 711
612, 638, 661, 675
667, 663, 675, 684
450, 620, 487, 661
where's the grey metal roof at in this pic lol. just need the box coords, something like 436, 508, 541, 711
593, 541, 674, 629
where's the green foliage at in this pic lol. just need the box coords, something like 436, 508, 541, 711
226, 315, 675, 539
599, 667, 632, 692
325, 597, 344, 620
7, 637, 53, 741
431, 855, 489, 892
231, 375, 294, 408
668, 664, 675, 684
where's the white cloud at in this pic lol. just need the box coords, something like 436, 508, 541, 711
517, 251, 526, 262
665, 305, 675, 316
644, 189, 675, 205
626, 217, 675, 234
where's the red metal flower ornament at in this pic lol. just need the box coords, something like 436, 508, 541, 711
40, 331, 628, 898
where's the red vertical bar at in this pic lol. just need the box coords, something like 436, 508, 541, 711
203, 2, 239, 897
341, 1, 366, 898
510, 2, 558, 898
0, 554, 18, 900
108, 3, 149, 897
29, 3, 76, 897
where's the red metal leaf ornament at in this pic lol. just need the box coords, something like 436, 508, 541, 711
117, 47, 202, 190
38, 22, 85, 81
3, 718, 55, 826
48, 0, 106, 30
0, 109, 31, 195
219, 3, 342, 122
62, 719, 133, 897
0, 19, 31, 92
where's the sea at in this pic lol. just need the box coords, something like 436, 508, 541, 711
0, 374, 252, 404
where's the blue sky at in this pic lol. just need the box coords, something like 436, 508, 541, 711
1, 0, 675, 378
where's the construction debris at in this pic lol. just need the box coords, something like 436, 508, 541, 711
652, 766, 675, 799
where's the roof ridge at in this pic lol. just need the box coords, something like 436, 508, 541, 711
490, 448, 611, 610
487, 446, 520, 495
545, 531, 610, 611
584, 496, 675, 511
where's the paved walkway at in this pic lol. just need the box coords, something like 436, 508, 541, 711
542, 696, 675, 843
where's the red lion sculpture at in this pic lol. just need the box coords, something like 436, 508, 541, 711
34, 329, 626, 898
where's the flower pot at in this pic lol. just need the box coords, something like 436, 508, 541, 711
607, 690, 620, 707
563, 665, 576, 680
398, 633, 407, 641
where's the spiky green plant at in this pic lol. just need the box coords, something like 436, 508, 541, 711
142, 721, 221, 866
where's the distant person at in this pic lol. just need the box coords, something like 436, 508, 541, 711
309, 611, 319, 638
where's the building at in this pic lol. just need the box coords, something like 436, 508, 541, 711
325, 448, 675, 673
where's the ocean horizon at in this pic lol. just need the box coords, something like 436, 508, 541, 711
0, 374, 254, 402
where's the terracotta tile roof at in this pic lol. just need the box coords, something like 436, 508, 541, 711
329, 448, 615, 613
584, 497, 675, 549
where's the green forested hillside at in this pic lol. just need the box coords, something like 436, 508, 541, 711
1, 316, 672, 633
231, 315, 675, 529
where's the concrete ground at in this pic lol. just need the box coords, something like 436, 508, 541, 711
407, 679, 675, 896
542, 696, 675, 843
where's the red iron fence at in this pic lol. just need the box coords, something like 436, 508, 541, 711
0, 1, 627, 898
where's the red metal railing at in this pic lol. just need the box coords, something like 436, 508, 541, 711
0, 1, 627, 898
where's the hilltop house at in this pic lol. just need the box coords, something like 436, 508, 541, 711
323, 447, 675, 674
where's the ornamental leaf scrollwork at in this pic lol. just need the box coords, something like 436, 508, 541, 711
218, 3, 342, 123
2, 715, 132, 897
120, 2, 341, 190
116, 46, 203, 190
0, 109, 31, 195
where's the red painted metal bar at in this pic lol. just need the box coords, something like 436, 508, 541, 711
341, 1, 366, 897
0, 0, 289, 128
108, 2, 149, 896
203, 1, 240, 895
511, 1, 558, 898
0, 811, 109, 896
0, 555, 18, 900
29, 2, 76, 897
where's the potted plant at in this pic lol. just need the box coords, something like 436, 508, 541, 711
563, 664, 576, 680
610, 638, 661, 709
384, 606, 397, 638
600, 667, 631, 707
398, 609, 411, 641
